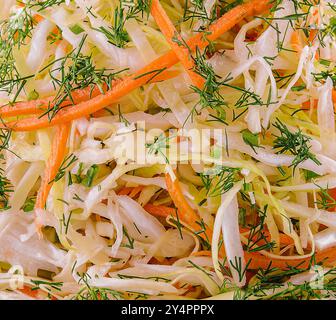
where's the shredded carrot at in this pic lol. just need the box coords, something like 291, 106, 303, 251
165, 173, 213, 242
3, 57, 183, 130
292, 29, 319, 59
0, 84, 106, 118
302, 99, 318, 110
150, 0, 204, 88
308, 29, 318, 44
118, 187, 134, 196
35, 123, 71, 211
118, 186, 143, 197
290, 30, 303, 54
17, 2, 44, 23
1, 69, 180, 119
19, 285, 57, 300
144, 203, 178, 218
129, 186, 144, 198
327, 188, 336, 211
33, 14, 44, 24
18, 286, 42, 299
149, 69, 181, 82
191, 250, 212, 257
4, 0, 271, 131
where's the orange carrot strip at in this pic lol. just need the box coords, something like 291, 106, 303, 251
0, 69, 180, 118
290, 30, 303, 54
91, 108, 114, 118
19, 285, 57, 300
292, 29, 319, 59
308, 29, 318, 44
118, 186, 144, 198
17, 2, 44, 23
165, 173, 213, 242
129, 186, 144, 198
5, 58, 179, 130
118, 186, 143, 197
4, 0, 271, 131
190, 250, 212, 257
19, 286, 42, 299
149, 69, 181, 82
0, 85, 105, 118
35, 123, 71, 211
33, 14, 44, 24
151, 0, 204, 88
327, 188, 336, 211
118, 187, 133, 196
302, 99, 318, 110
144, 203, 178, 218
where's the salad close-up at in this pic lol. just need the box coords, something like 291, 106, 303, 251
0, 0, 336, 300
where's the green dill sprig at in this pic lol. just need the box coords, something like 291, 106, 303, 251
96, 0, 152, 49
195, 218, 211, 249
95, 4, 129, 48
237, 261, 336, 300
189, 47, 267, 124
0, 5, 34, 100
117, 273, 170, 282
75, 273, 123, 300
169, 208, 184, 240
192, 47, 226, 109
223, 81, 264, 109
40, 35, 122, 120
314, 184, 336, 210
218, 0, 244, 15
145, 132, 173, 164
183, 0, 210, 24
316, 11, 336, 48
122, 226, 135, 249
312, 67, 336, 86
229, 256, 252, 283
121, 0, 152, 19
0, 1, 68, 100
0, 168, 13, 211
272, 118, 321, 171
52, 154, 78, 183
274, 71, 296, 89
61, 210, 73, 234
199, 166, 240, 197
0, 126, 13, 211
133, 67, 168, 84
30, 279, 63, 292
245, 205, 276, 253
27, 0, 66, 12
189, 47, 228, 123
182, 0, 221, 29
